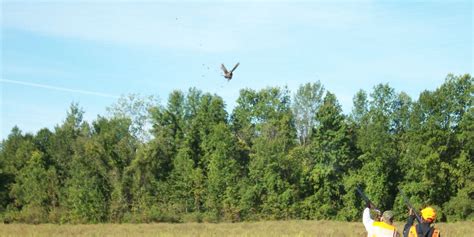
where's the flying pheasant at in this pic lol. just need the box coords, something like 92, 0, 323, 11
221, 62, 240, 81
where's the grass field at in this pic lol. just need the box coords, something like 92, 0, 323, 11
0, 220, 472, 237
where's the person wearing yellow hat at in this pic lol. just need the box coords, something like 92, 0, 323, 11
403, 206, 440, 237
363, 203, 400, 237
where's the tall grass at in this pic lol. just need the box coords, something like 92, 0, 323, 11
0, 220, 471, 237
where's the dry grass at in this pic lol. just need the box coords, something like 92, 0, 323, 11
0, 220, 472, 237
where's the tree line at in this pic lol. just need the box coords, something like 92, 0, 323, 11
0, 74, 472, 224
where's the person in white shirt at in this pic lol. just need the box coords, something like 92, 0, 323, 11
363, 205, 400, 237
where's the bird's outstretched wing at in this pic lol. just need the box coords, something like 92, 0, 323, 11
230, 62, 240, 72
221, 64, 229, 74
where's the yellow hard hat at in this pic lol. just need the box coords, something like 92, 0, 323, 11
421, 207, 436, 222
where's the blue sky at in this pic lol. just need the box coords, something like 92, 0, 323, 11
1, 0, 472, 140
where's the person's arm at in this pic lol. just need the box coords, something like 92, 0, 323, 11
363, 207, 374, 232
402, 211, 416, 237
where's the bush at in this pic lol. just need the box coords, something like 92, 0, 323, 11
2, 207, 19, 224
182, 212, 203, 223
202, 211, 220, 223
123, 206, 180, 223
20, 205, 47, 224
3, 205, 47, 224
147, 205, 180, 223
444, 185, 473, 222
48, 207, 68, 224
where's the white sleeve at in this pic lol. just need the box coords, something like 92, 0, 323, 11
363, 207, 374, 232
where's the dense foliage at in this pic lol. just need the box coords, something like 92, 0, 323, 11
0, 74, 472, 223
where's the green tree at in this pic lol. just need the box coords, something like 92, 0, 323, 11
292, 82, 325, 145
50, 103, 86, 185
66, 136, 109, 223
337, 90, 369, 221
356, 84, 398, 211
203, 123, 240, 221
107, 93, 159, 142
0, 127, 31, 211
0, 146, 8, 213
91, 116, 137, 222
235, 87, 298, 219
301, 92, 352, 219
350, 90, 369, 124
33, 128, 54, 166
168, 147, 195, 215
396, 74, 473, 221
124, 138, 172, 222
150, 90, 186, 152
10, 151, 59, 223
444, 78, 473, 221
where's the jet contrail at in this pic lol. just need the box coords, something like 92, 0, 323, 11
0, 79, 119, 99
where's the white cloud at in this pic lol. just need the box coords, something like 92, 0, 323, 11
0, 79, 119, 98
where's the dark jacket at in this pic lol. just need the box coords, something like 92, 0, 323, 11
403, 215, 440, 237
